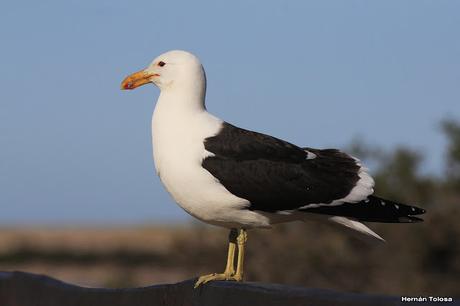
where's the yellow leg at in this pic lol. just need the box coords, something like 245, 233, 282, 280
234, 229, 247, 281
224, 237, 236, 275
194, 229, 239, 288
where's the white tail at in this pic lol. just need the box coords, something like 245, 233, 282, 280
328, 216, 385, 243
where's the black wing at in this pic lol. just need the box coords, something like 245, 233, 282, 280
202, 123, 364, 212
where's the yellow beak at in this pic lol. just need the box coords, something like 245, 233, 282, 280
120, 70, 158, 90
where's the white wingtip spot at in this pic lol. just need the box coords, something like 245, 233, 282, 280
411, 207, 415, 212
381, 200, 386, 206
395, 204, 399, 209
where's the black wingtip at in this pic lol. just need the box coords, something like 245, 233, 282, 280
300, 196, 427, 223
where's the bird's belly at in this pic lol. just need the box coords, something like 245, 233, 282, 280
154, 145, 272, 228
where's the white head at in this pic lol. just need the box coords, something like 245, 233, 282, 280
121, 50, 206, 96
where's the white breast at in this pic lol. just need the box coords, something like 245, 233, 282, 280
151, 95, 270, 228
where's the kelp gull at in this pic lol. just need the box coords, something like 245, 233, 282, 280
121, 50, 426, 288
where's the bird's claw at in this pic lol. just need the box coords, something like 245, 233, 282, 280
194, 272, 242, 288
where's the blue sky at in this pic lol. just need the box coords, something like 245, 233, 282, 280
1, 1, 459, 225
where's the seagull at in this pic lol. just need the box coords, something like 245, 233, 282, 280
121, 50, 426, 288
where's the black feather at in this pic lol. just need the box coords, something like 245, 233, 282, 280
202, 122, 426, 223
203, 123, 362, 211
302, 195, 426, 223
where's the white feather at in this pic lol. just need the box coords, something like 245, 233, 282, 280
328, 216, 385, 242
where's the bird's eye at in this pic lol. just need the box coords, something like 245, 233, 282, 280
158, 61, 166, 67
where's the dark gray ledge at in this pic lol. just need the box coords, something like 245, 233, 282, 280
0, 271, 456, 306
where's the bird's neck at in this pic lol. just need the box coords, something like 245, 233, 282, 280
152, 81, 209, 138
151, 81, 220, 172
157, 87, 206, 114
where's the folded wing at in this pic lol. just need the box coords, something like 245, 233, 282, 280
202, 123, 374, 212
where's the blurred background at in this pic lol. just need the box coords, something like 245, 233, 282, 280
0, 0, 459, 296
